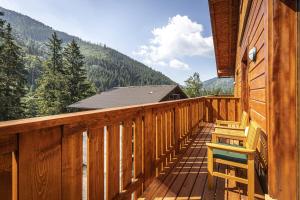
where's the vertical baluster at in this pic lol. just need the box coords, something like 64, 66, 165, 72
220, 98, 226, 120
185, 106, 188, 140
106, 123, 120, 199
167, 110, 171, 161
134, 115, 143, 199
174, 106, 180, 153
156, 112, 162, 173
212, 98, 218, 122
143, 109, 155, 188
19, 127, 62, 200
170, 109, 175, 156
0, 135, 18, 200
87, 124, 104, 200
189, 104, 192, 134
12, 151, 17, 200
62, 125, 83, 200
121, 120, 133, 197
228, 98, 235, 121
179, 106, 183, 147
161, 110, 166, 168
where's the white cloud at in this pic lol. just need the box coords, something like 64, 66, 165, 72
169, 59, 189, 70
133, 15, 213, 70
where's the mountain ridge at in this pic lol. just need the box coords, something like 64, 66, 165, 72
0, 6, 175, 91
0, 6, 233, 94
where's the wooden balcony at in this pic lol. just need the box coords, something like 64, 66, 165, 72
139, 123, 264, 200
0, 96, 264, 200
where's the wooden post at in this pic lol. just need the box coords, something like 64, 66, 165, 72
207, 146, 213, 189
174, 106, 180, 154
62, 126, 83, 200
267, 0, 297, 199
248, 153, 255, 200
87, 124, 104, 200
134, 115, 143, 198
122, 120, 133, 192
106, 124, 120, 199
19, 127, 62, 200
143, 109, 155, 188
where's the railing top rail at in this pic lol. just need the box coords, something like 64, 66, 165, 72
0, 96, 239, 135
203, 95, 237, 99
0, 97, 199, 134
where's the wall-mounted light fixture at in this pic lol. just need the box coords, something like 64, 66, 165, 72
248, 47, 257, 62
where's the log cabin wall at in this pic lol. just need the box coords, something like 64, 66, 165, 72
267, 0, 298, 199
234, 0, 268, 191
235, 0, 298, 199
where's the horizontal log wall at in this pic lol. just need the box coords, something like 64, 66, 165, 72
0, 96, 239, 200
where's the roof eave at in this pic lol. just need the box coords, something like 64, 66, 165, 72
208, 0, 240, 78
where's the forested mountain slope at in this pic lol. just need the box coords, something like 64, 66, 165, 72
0, 7, 175, 91
202, 77, 234, 92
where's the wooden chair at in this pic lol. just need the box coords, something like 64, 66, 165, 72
214, 111, 249, 145
215, 111, 249, 131
207, 121, 261, 200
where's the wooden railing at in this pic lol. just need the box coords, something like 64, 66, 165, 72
204, 96, 241, 123
0, 96, 239, 200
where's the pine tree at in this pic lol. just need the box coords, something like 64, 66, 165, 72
22, 86, 38, 117
184, 72, 203, 98
46, 32, 64, 74
35, 32, 68, 115
63, 39, 95, 106
0, 23, 27, 120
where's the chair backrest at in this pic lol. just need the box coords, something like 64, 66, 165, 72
240, 111, 249, 128
246, 121, 261, 150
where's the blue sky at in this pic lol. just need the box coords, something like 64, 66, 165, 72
0, 0, 217, 84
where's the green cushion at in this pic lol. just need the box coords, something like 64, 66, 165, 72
213, 145, 248, 164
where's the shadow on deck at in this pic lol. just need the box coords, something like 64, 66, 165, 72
139, 123, 265, 200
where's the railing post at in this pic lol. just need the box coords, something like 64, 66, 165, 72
143, 109, 155, 188
174, 105, 180, 154
19, 127, 63, 200
188, 103, 192, 134
106, 123, 120, 199
134, 115, 143, 198
87, 124, 104, 200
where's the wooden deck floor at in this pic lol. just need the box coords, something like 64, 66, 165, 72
139, 123, 265, 200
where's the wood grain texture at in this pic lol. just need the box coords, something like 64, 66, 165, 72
133, 116, 143, 199
0, 135, 18, 155
234, 0, 268, 192
106, 124, 120, 199
19, 126, 62, 200
0, 97, 241, 199
87, 125, 104, 200
267, 0, 297, 199
143, 109, 155, 188
62, 127, 83, 200
0, 153, 12, 200
205, 97, 240, 123
122, 120, 133, 191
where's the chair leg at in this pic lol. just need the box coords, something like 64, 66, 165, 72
207, 147, 213, 189
247, 155, 255, 200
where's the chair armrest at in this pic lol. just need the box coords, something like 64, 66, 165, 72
212, 131, 246, 140
215, 120, 240, 126
212, 131, 246, 144
206, 143, 255, 154
214, 126, 245, 131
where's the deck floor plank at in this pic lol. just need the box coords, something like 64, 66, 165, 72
175, 128, 210, 199
152, 136, 200, 199
163, 127, 208, 199
139, 123, 265, 200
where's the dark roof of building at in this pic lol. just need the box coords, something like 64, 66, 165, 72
69, 85, 186, 109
